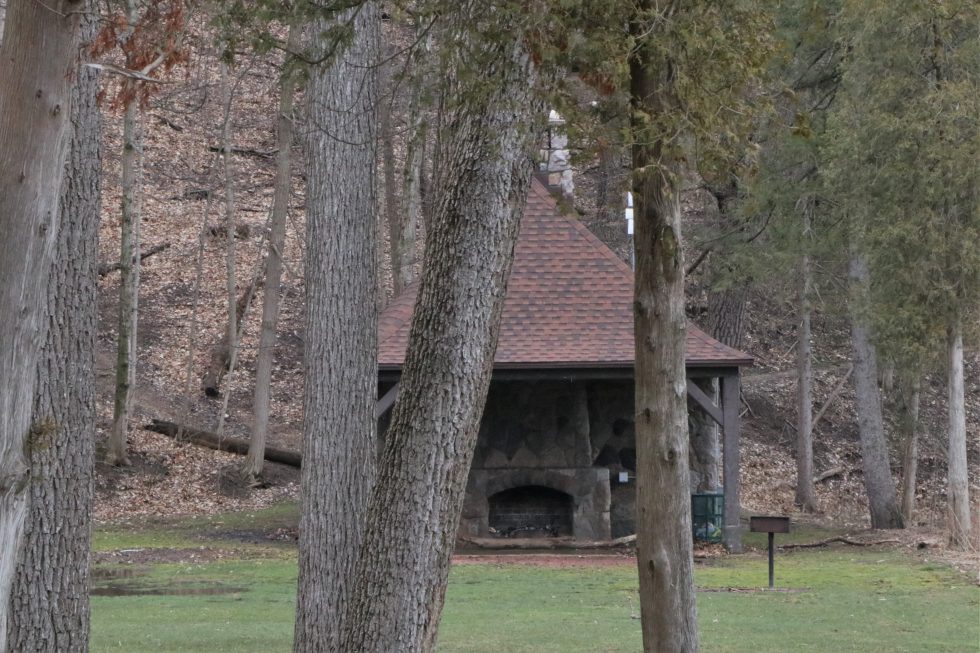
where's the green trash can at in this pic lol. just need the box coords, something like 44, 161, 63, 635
691, 491, 724, 542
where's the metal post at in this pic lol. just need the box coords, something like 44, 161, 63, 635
768, 532, 775, 589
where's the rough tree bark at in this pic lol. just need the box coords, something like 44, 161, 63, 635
293, 3, 379, 651
336, 17, 544, 652
630, 8, 700, 651
7, 12, 100, 648
704, 183, 747, 351
848, 254, 903, 529
0, 2, 82, 647
898, 375, 920, 525
245, 24, 300, 481
945, 318, 971, 548
795, 203, 818, 511
106, 93, 142, 467
705, 288, 747, 351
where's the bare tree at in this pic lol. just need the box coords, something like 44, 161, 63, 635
106, 12, 144, 466
0, 2, 82, 646
7, 10, 101, 650
946, 318, 971, 548
796, 200, 817, 511
337, 11, 544, 651
848, 253, 903, 529
392, 22, 430, 295
245, 24, 301, 482
898, 374, 920, 524
293, 2, 380, 650
106, 0, 161, 467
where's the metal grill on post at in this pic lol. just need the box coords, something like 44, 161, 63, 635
750, 515, 790, 589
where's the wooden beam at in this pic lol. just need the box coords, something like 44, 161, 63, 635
381, 365, 746, 384
375, 382, 400, 419
721, 373, 743, 553
686, 379, 723, 426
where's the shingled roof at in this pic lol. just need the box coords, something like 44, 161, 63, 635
379, 178, 752, 371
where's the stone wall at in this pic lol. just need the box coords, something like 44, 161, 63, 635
455, 376, 714, 541
462, 379, 633, 540
473, 381, 592, 469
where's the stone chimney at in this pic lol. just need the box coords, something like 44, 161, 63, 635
539, 110, 574, 199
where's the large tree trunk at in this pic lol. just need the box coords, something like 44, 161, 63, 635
848, 254, 903, 529
293, 3, 379, 651
106, 98, 142, 467
945, 318, 971, 548
245, 25, 300, 481
630, 12, 700, 652
705, 287, 747, 350
898, 376, 920, 525
0, 3, 82, 647
337, 18, 543, 653
7, 13, 100, 648
795, 206, 818, 512
704, 181, 747, 351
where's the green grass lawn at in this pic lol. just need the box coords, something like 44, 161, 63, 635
90, 507, 980, 653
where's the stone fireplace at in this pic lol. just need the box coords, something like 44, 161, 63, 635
488, 485, 573, 537
460, 467, 611, 540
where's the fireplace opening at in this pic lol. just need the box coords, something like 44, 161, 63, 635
488, 485, 573, 538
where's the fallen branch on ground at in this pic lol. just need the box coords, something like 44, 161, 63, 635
144, 419, 301, 468
458, 534, 636, 550
208, 144, 278, 159
780, 536, 900, 549
814, 466, 845, 483
98, 241, 172, 276
202, 264, 266, 397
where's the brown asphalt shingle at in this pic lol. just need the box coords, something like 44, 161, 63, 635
379, 178, 752, 370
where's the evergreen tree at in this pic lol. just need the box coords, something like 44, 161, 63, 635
826, 0, 979, 544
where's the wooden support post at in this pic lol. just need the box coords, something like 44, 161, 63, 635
686, 379, 723, 426
721, 372, 742, 552
375, 381, 400, 419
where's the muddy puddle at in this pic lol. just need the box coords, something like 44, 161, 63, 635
91, 565, 247, 597
92, 583, 248, 597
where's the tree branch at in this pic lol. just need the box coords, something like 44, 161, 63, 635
98, 241, 171, 276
